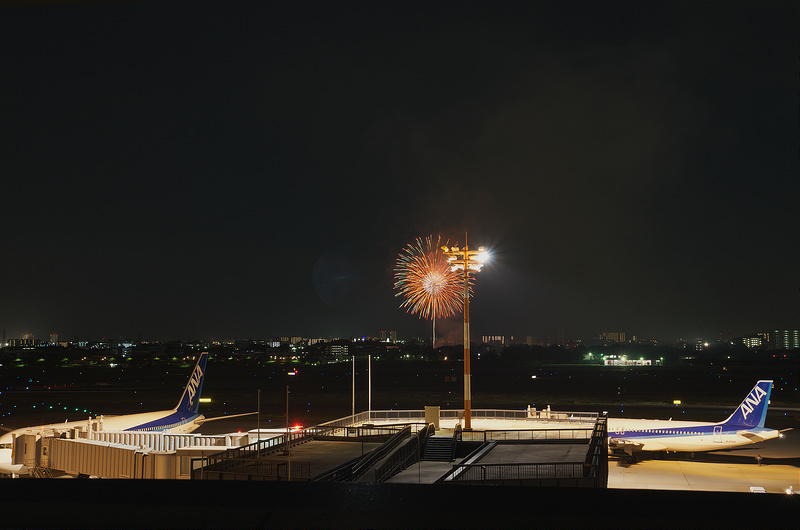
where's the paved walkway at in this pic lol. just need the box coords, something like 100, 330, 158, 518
265, 440, 382, 478
387, 442, 590, 484
385, 459, 460, 484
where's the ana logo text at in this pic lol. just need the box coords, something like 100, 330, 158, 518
739, 385, 767, 420
186, 365, 204, 404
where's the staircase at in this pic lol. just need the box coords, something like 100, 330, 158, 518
423, 435, 454, 462
31, 466, 54, 478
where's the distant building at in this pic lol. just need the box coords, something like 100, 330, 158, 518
741, 335, 765, 349
50, 333, 59, 344
325, 340, 350, 362
482, 335, 504, 345
379, 330, 396, 343
603, 356, 653, 366
599, 332, 626, 343
770, 330, 799, 350
9, 337, 36, 347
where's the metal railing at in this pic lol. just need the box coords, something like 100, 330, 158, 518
451, 423, 462, 460
444, 417, 608, 488
367, 410, 427, 423
374, 423, 435, 483
317, 411, 371, 431
315, 425, 413, 482
349, 425, 411, 481
459, 427, 594, 443
584, 417, 608, 487
192, 428, 313, 479
351, 409, 598, 425
452, 462, 587, 482
193, 457, 311, 480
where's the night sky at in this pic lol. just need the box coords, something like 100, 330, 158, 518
1, 1, 797, 343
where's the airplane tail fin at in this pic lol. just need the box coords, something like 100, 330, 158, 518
174, 352, 208, 415
721, 380, 772, 429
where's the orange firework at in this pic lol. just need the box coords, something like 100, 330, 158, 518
394, 235, 464, 321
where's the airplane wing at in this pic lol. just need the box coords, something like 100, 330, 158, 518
609, 438, 667, 452
195, 412, 257, 424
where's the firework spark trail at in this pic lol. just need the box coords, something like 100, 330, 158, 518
394, 235, 465, 320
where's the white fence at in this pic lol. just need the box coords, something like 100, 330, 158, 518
336, 409, 599, 426
90, 431, 242, 451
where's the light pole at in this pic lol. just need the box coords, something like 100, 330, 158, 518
285, 385, 291, 481
442, 234, 489, 430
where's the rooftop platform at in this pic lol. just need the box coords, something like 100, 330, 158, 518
194, 409, 607, 486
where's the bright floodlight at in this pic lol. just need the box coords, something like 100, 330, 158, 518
440, 233, 490, 430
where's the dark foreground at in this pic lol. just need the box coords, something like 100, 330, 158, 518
2, 479, 798, 530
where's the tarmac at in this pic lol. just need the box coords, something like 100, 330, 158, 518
609, 457, 799, 494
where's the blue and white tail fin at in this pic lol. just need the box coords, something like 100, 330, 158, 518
174, 353, 208, 415
721, 380, 772, 429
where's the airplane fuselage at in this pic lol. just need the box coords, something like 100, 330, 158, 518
606, 380, 779, 461
607, 418, 780, 453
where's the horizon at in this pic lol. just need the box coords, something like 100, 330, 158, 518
4, 328, 797, 348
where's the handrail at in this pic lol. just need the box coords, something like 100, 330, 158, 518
195, 428, 314, 477
365, 409, 598, 424
315, 425, 413, 482
350, 425, 411, 480
373, 423, 435, 483
436, 441, 495, 483
459, 427, 593, 443
448, 462, 586, 483
451, 423, 462, 460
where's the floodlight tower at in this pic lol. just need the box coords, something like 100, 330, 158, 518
442, 233, 489, 430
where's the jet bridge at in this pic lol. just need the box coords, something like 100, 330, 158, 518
9, 430, 253, 479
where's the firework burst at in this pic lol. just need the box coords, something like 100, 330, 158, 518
394, 235, 464, 321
